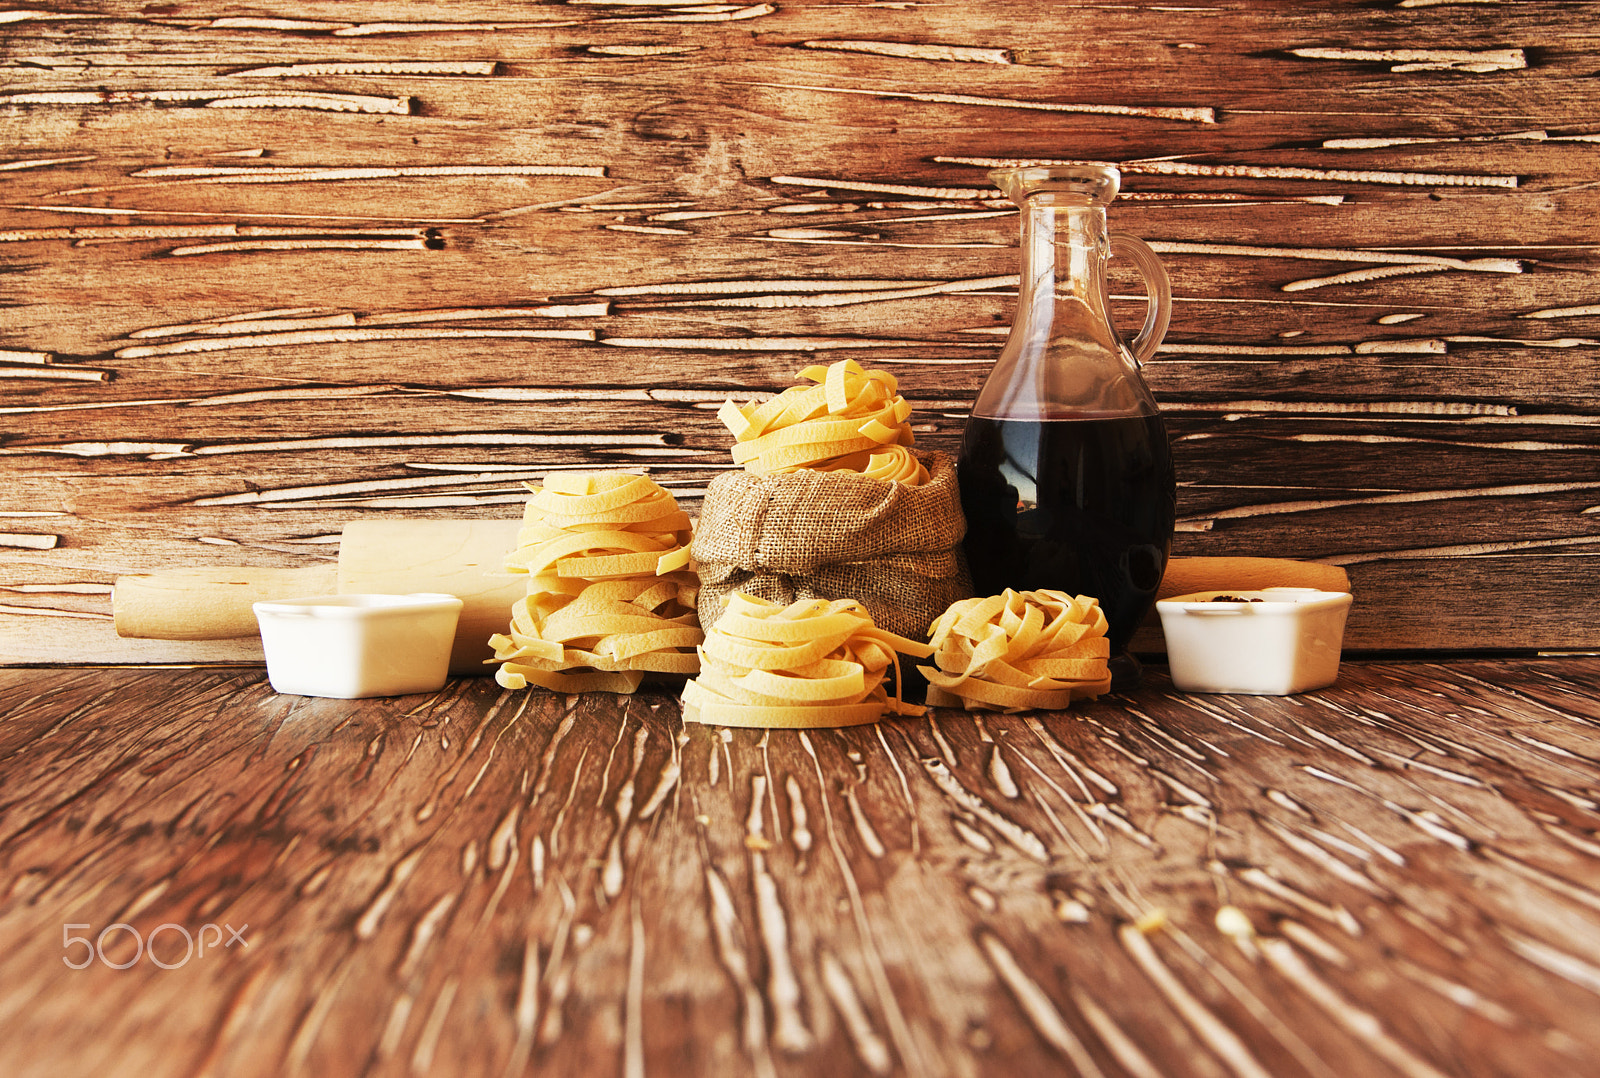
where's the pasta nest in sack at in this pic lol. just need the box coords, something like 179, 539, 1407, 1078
717, 358, 929, 486
492, 472, 702, 693
920, 590, 1112, 712
682, 592, 933, 729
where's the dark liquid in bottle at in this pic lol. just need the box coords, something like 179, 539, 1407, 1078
957, 414, 1176, 657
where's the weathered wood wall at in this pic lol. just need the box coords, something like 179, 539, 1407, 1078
2, 0, 1598, 662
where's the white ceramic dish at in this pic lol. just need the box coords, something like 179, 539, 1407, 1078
1155, 587, 1353, 696
253, 593, 464, 699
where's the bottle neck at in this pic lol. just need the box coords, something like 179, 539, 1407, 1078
1018, 198, 1111, 329
972, 195, 1156, 422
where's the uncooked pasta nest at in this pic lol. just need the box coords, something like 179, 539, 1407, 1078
492, 472, 703, 692
682, 592, 933, 728
717, 358, 929, 485
504, 472, 694, 586
919, 589, 1112, 711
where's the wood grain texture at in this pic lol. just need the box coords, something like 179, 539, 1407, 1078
3, 660, 1600, 1076
1, 1, 1599, 659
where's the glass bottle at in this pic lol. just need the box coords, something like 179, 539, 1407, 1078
957, 164, 1176, 690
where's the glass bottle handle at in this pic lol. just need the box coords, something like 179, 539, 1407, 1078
1109, 233, 1171, 366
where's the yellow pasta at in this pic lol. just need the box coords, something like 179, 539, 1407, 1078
718, 359, 929, 486
682, 592, 933, 728
811, 444, 926, 485
494, 472, 703, 691
919, 589, 1112, 711
506, 472, 693, 584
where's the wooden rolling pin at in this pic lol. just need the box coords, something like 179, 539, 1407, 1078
118, 526, 1348, 674
114, 520, 525, 676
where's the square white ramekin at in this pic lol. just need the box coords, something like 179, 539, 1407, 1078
1155, 587, 1353, 695
253, 593, 464, 699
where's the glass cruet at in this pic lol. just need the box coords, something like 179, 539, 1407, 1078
957, 164, 1177, 691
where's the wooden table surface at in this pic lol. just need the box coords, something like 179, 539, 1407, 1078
4, 658, 1600, 1078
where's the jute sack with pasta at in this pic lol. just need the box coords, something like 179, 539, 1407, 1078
691, 450, 972, 642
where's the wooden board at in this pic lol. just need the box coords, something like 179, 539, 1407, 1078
2, 1, 1599, 660
3, 660, 1600, 1076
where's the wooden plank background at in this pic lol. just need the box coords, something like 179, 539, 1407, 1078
2, 0, 1598, 662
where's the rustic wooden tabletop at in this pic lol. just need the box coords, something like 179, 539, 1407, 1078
3, 659, 1599, 1078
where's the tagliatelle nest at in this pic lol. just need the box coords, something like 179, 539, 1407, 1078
492, 472, 703, 692
919, 589, 1112, 711
682, 593, 933, 728
504, 472, 695, 585
717, 359, 929, 486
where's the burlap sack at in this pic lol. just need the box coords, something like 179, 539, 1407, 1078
691, 450, 972, 642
